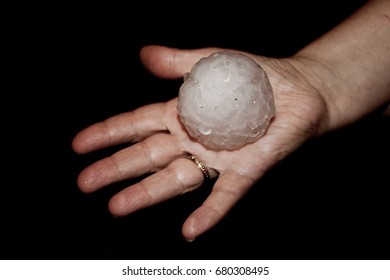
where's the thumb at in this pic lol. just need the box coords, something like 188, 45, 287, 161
139, 45, 223, 79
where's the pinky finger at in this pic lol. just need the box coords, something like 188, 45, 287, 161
182, 172, 254, 241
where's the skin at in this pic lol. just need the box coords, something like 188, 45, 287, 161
72, 0, 390, 241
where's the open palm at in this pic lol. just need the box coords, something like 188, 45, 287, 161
72, 45, 328, 241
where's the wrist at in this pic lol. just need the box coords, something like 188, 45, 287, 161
286, 54, 350, 134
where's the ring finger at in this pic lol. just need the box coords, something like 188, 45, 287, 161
108, 157, 206, 217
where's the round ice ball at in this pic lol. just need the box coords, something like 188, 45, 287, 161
177, 51, 276, 150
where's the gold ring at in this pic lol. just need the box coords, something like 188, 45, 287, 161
187, 155, 210, 179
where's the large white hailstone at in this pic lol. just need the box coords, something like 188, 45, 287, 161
177, 51, 276, 150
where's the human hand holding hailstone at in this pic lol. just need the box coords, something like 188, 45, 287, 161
72, 0, 390, 241
72, 47, 328, 241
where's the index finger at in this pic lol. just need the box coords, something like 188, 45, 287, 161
72, 102, 169, 154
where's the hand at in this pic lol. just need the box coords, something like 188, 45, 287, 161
72, 45, 330, 241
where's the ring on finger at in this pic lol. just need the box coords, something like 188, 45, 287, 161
187, 155, 210, 179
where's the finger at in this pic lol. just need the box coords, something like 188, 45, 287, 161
72, 102, 168, 154
77, 133, 184, 193
139, 45, 223, 80
182, 171, 254, 241
108, 158, 205, 217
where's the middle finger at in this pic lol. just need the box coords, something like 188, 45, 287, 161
77, 133, 185, 193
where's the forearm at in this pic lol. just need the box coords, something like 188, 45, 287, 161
296, 0, 390, 130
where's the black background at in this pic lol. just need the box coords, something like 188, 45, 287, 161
4, 0, 389, 260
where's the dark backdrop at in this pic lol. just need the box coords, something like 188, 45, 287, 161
4, 0, 389, 260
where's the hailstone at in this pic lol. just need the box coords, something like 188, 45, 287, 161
177, 51, 275, 150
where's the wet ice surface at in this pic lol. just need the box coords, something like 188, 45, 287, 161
177, 51, 275, 150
